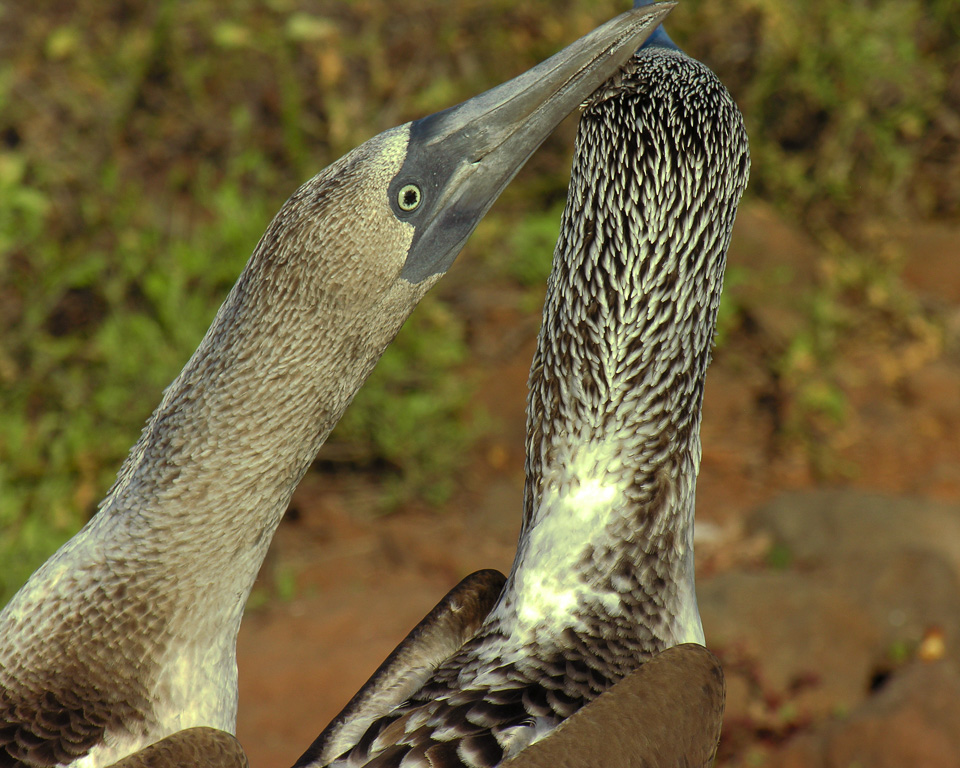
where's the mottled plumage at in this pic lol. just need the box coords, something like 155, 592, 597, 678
301, 30, 749, 768
500, 644, 724, 768
105, 729, 247, 768
304, 571, 508, 766
0, 8, 672, 768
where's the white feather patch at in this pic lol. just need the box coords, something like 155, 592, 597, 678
507, 442, 625, 641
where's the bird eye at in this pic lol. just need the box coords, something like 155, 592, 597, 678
397, 184, 422, 212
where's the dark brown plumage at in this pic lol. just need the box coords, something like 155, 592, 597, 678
501, 644, 724, 768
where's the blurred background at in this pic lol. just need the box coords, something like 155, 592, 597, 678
1, 0, 959, 765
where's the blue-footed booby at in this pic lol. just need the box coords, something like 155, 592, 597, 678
0, 6, 673, 768
294, 6, 749, 767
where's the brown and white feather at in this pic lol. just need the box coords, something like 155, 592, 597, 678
307, 42, 748, 768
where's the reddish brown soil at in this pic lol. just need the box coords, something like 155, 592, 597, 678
236, 204, 960, 768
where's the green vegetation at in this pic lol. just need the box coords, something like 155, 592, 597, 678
675, 0, 960, 224
333, 298, 475, 508
2, 0, 959, 604
766, 542, 794, 571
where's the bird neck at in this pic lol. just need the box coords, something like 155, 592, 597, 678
88, 136, 421, 599
90, 233, 429, 616
0, 153, 429, 736
500, 246, 710, 655
495, 47, 751, 656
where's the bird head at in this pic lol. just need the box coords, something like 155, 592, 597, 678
249, 4, 676, 318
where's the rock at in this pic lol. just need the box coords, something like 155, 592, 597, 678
778, 660, 960, 768
745, 489, 960, 576
699, 490, 960, 726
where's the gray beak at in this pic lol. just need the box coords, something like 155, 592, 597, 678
396, 3, 675, 283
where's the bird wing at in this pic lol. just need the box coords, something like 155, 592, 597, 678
0, 679, 143, 768
103, 728, 248, 768
500, 644, 725, 768
294, 570, 507, 768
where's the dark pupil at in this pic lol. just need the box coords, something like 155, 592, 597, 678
403, 189, 419, 207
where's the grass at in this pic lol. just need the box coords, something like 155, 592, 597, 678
330, 297, 475, 508
1, 0, 959, 605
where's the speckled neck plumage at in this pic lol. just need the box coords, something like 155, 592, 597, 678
508, 45, 750, 655
318, 44, 749, 768
0, 129, 427, 768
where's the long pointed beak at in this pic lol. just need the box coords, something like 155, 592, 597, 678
397, 3, 675, 283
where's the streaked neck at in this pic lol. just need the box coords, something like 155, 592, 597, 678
496, 49, 748, 652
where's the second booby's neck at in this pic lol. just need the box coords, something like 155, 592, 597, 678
502, 275, 708, 655
492, 45, 750, 658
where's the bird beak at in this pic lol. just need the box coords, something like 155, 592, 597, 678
398, 2, 675, 283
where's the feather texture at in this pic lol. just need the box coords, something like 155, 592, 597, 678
0, 11, 672, 766
310, 41, 749, 768
105, 729, 247, 768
